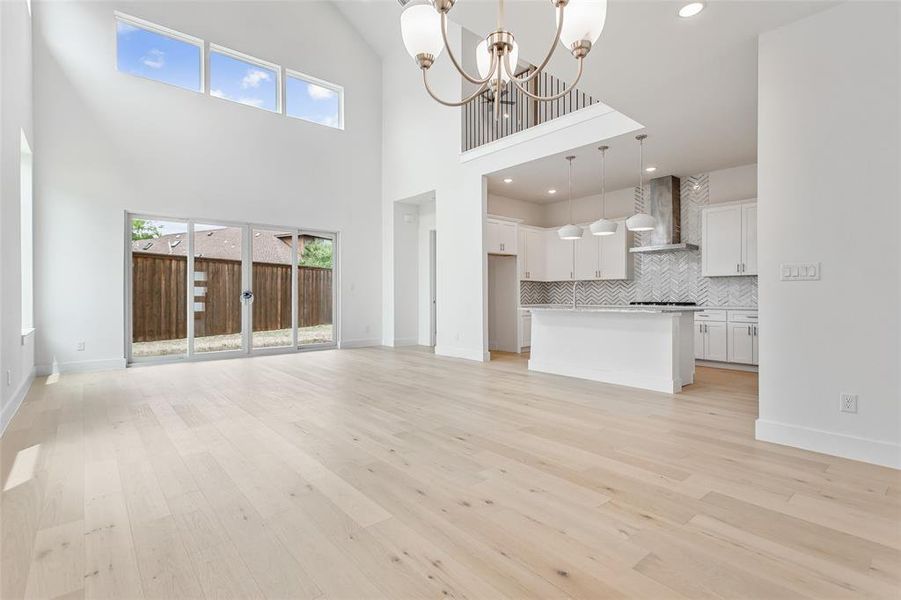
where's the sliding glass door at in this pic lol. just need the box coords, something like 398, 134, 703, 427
128, 214, 337, 363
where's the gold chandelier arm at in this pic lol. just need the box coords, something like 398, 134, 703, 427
440, 12, 498, 85
422, 68, 489, 107
509, 5, 565, 84
503, 52, 584, 101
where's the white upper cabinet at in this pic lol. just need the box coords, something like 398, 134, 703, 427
519, 227, 545, 280
544, 230, 575, 281
487, 218, 518, 255
702, 200, 757, 276
742, 203, 757, 275
573, 220, 633, 280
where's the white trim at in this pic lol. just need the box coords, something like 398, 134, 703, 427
208, 43, 282, 113
36, 358, 127, 377
434, 345, 490, 362
391, 337, 420, 347
528, 358, 682, 394
695, 359, 758, 373
338, 338, 381, 349
755, 419, 901, 470
285, 68, 345, 130
20, 328, 35, 345
1, 369, 35, 438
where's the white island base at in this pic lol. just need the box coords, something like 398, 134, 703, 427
527, 307, 698, 394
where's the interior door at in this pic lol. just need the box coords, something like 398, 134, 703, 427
251, 228, 296, 350
297, 231, 337, 347
702, 205, 742, 276
191, 222, 246, 355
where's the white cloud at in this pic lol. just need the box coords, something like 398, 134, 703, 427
141, 48, 165, 69
241, 69, 271, 89
117, 22, 139, 35
210, 89, 225, 98
307, 83, 336, 101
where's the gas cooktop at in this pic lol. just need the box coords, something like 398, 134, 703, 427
629, 301, 698, 306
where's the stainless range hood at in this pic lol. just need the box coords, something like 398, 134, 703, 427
629, 175, 699, 253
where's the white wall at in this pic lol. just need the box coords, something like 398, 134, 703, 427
756, 2, 900, 468
492, 163, 757, 229
1, 0, 36, 432
417, 199, 435, 346
32, 0, 383, 371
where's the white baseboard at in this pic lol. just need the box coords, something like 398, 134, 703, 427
696, 360, 758, 373
528, 358, 680, 394
1, 368, 35, 437
434, 345, 489, 362
35, 358, 127, 376
756, 419, 900, 469
338, 338, 381, 349
391, 337, 420, 347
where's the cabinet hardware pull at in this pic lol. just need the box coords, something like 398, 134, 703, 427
747, 325, 751, 335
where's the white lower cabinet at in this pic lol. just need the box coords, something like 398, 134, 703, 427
520, 311, 532, 350
696, 310, 757, 365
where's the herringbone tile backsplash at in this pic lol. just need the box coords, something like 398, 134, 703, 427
521, 174, 758, 308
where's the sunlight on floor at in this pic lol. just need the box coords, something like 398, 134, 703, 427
3, 444, 40, 492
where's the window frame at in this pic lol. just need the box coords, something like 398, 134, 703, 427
285, 68, 345, 130
114, 11, 205, 94
208, 43, 283, 114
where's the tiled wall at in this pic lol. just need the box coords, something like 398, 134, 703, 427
520, 174, 758, 308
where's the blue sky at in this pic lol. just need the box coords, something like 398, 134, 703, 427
210, 51, 277, 112
287, 76, 341, 128
116, 21, 200, 91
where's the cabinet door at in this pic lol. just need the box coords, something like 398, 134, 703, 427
752, 324, 759, 365
499, 221, 517, 255
522, 314, 531, 348
525, 229, 545, 280
545, 231, 574, 281
728, 323, 755, 364
705, 322, 729, 362
518, 228, 528, 279
599, 221, 630, 280
574, 229, 599, 279
742, 203, 757, 275
486, 220, 501, 254
702, 205, 743, 276
694, 323, 705, 360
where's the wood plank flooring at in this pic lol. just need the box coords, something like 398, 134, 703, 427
2, 347, 899, 599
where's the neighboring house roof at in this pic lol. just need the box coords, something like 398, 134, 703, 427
132, 227, 308, 264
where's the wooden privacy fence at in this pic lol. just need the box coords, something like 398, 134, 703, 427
132, 253, 332, 343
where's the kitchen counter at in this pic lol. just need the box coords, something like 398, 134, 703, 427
528, 307, 695, 393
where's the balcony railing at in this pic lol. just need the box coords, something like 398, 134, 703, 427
461, 67, 599, 152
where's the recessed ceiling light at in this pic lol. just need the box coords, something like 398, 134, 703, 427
547, 189, 557, 195
645, 166, 657, 173
678, 2, 705, 18
503, 178, 513, 183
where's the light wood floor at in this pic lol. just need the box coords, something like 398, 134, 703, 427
2, 347, 899, 599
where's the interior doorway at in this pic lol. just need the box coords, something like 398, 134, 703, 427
392, 193, 437, 348
126, 214, 337, 364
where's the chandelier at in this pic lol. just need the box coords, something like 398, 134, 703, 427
400, 0, 607, 117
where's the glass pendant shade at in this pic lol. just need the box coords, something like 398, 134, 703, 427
590, 219, 617, 236
626, 213, 656, 232
400, 4, 445, 61
558, 0, 608, 48
476, 39, 519, 82
558, 224, 583, 240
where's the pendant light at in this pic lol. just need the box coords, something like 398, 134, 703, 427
626, 134, 656, 232
590, 145, 617, 236
558, 155, 583, 240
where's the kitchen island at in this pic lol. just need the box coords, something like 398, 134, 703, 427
528, 306, 702, 393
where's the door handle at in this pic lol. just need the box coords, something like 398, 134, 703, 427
241, 290, 254, 303
737, 263, 740, 273
748, 325, 751, 335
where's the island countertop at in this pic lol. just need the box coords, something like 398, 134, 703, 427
527, 305, 705, 314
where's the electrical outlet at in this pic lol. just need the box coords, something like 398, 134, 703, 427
840, 393, 858, 414
76, 341, 86, 351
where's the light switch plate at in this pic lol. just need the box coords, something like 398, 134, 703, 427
780, 262, 820, 281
